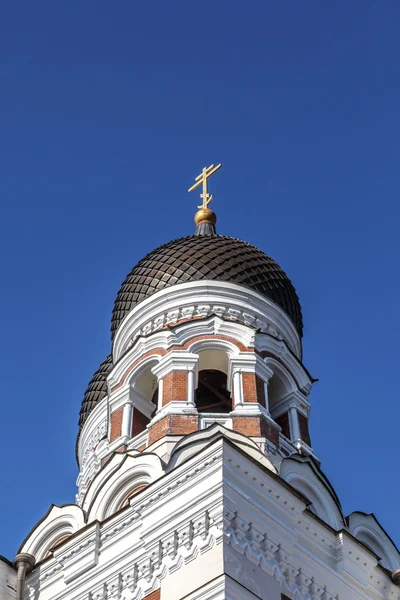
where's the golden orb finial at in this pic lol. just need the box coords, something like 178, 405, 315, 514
194, 207, 217, 226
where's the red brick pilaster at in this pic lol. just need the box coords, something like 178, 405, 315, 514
110, 406, 124, 441
276, 412, 290, 439
242, 373, 257, 402
256, 375, 266, 407
298, 412, 311, 446
162, 372, 188, 405
131, 408, 150, 437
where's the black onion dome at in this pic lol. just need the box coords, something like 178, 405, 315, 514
111, 235, 303, 340
78, 355, 112, 428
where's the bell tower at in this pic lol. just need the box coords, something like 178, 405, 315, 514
8, 166, 400, 600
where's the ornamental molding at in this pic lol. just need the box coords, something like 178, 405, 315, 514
28, 505, 400, 600
151, 351, 199, 380
112, 281, 301, 361
223, 508, 338, 600
20, 504, 86, 564
78, 400, 108, 468
107, 317, 310, 402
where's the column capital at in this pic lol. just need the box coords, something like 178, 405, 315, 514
229, 353, 258, 375
271, 389, 309, 418
228, 353, 273, 381
152, 351, 199, 380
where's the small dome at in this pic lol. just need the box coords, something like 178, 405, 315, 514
78, 355, 112, 428
111, 235, 303, 340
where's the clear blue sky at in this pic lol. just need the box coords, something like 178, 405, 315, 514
1, 2, 399, 559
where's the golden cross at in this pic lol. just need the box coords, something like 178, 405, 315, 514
188, 163, 222, 209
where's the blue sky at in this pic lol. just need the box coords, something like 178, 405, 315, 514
0, 2, 399, 558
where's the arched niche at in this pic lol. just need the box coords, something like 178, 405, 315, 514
86, 451, 164, 522
348, 512, 400, 571
18, 504, 85, 563
280, 456, 345, 531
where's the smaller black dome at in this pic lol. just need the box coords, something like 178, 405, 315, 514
78, 355, 112, 428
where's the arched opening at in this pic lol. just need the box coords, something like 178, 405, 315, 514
195, 350, 232, 414
196, 370, 231, 413
129, 363, 159, 436
133, 368, 159, 413
267, 373, 289, 419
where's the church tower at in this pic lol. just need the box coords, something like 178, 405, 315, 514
3, 165, 400, 600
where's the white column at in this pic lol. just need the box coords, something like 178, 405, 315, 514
263, 380, 270, 414
187, 368, 196, 406
121, 401, 133, 438
288, 406, 301, 442
157, 378, 164, 412
233, 370, 243, 407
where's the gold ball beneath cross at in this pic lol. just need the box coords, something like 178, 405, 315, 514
194, 208, 217, 226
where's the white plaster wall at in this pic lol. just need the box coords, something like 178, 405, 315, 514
0, 559, 15, 600
24, 438, 400, 600
161, 544, 223, 600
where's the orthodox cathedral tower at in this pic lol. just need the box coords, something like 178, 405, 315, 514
2, 165, 399, 600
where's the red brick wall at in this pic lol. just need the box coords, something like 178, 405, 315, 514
232, 416, 279, 445
276, 411, 290, 439
298, 412, 311, 446
110, 406, 124, 441
132, 408, 150, 437
241, 373, 266, 406
143, 590, 160, 600
162, 371, 188, 405
256, 375, 266, 407
148, 415, 198, 445
242, 373, 257, 402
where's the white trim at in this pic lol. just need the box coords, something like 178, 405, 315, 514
151, 351, 199, 380
150, 400, 198, 425
112, 281, 301, 360
20, 505, 85, 563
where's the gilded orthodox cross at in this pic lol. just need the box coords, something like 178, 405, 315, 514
188, 163, 222, 209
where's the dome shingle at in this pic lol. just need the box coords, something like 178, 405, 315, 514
78, 355, 112, 429
111, 235, 303, 340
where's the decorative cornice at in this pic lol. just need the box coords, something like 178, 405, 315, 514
112, 281, 301, 361
25, 438, 400, 600
151, 351, 199, 380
